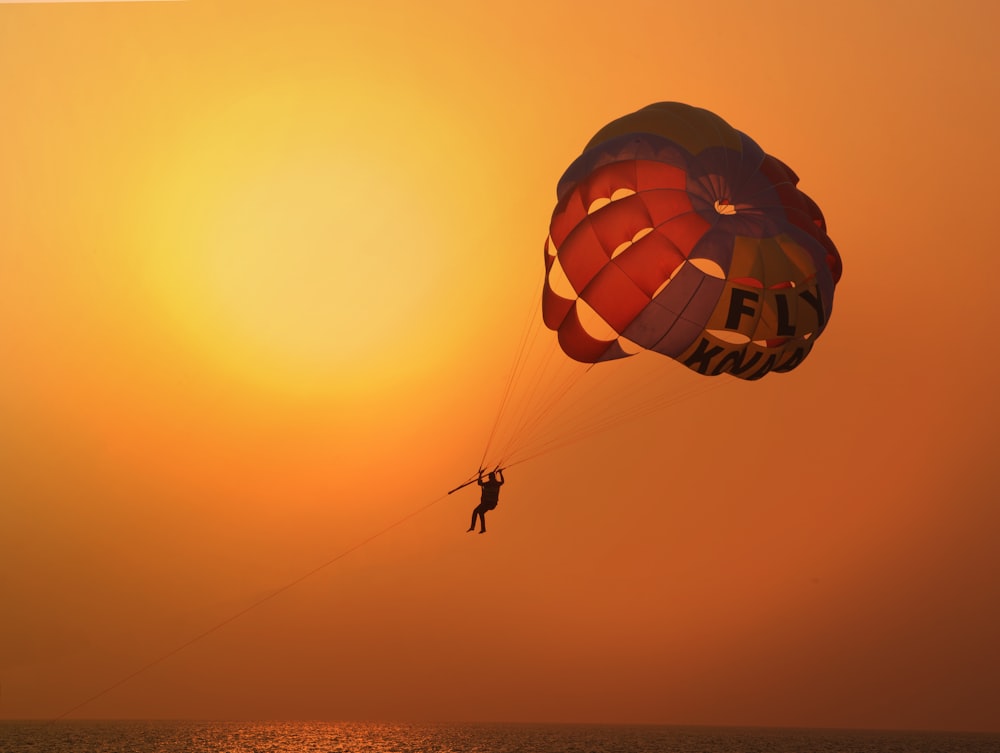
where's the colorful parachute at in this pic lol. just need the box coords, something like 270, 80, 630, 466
543, 102, 842, 380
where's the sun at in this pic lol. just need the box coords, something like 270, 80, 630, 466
197, 150, 439, 377
135, 87, 450, 398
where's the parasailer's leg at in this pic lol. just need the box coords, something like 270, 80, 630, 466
468, 505, 486, 533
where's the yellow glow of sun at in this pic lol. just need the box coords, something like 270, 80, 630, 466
135, 83, 454, 398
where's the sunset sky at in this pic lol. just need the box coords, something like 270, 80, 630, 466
2, 0, 999, 733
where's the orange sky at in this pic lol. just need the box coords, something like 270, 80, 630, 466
1, 0, 999, 733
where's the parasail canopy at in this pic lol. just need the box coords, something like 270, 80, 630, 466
543, 102, 842, 380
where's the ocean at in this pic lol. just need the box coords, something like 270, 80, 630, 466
1, 721, 998, 753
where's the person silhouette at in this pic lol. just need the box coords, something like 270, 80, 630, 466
468, 469, 504, 534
